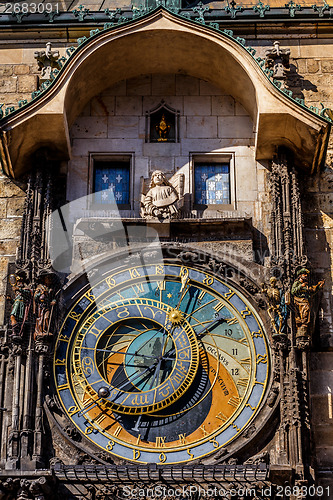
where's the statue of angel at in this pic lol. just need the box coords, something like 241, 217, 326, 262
140, 170, 184, 220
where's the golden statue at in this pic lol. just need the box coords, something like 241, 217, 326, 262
261, 277, 288, 336
156, 114, 170, 142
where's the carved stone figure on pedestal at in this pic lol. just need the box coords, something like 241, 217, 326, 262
291, 268, 324, 348
33, 271, 57, 341
34, 42, 60, 82
140, 170, 184, 219
262, 276, 288, 336
7, 272, 32, 343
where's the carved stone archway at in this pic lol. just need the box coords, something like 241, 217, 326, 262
0, 7, 330, 177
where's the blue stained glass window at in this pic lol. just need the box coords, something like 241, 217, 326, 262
194, 163, 230, 205
94, 162, 130, 206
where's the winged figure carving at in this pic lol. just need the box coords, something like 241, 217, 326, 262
140, 170, 184, 220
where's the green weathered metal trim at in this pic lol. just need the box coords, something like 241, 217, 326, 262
0, 5, 332, 127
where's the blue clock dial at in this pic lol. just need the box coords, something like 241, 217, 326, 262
54, 263, 271, 464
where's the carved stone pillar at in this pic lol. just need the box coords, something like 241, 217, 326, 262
5, 150, 56, 470
16, 157, 53, 283
6, 345, 23, 469
268, 150, 312, 486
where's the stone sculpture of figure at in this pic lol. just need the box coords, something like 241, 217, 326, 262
156, 114, 170, 142
7, 272, 32, 342
265, 40, 290, 88
291, 268, 324, 345
33, 272, 57, 340
141, 170, 183, 220
262, 277, 288, 336
34, 42, 60, 82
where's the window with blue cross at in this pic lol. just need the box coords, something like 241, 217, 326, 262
194, 163, 230, 205
94, 161, 130, 206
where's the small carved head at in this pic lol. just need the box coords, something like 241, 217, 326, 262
297, 268, 310, 282
269, 276, 277, 286
150, 170, 168, 188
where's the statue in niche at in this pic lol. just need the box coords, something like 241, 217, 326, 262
262, 277, 288, 336
34, 42, 60, 82
33, 271, 58, 341
291, 268, 324, 347
7, 272, 32, 342
156, 114, 171, 142
140, 170, 184, 220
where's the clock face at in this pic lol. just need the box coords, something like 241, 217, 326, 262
54, 262, 271, 464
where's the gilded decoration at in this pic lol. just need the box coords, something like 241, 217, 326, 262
261, 276, 288, 336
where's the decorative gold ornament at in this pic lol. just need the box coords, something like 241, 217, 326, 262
156, 114, 170, 141
168, 308, 184, 325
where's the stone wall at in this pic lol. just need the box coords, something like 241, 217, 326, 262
68, 74, 263, 223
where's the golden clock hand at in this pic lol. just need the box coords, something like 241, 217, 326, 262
175, 277, 190, 310
192, 312, 226, 339
163, 313, 225, 359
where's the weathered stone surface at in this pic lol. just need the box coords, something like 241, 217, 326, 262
152, 74, 175, 96
0, 200, 6, 218
0, 77, 17, 93
71, 116, 108, 138
0, 178, 25, 198
176, 74, 199, 95
116, 96, 142, 116
186, 116, 217, 138
184, 96, 211, 116
6, 197, 25, 217
17, 74, 37, 92
0, 239, 19, 256
0, 218, 22, 239
126, 74, 151, 95
307, 59, 320, 73
321, 60, 333, 73
293, 58, 307, 74
107, 116, 138, 138
90, 95, 115, 117
0, 66, 13, 77
13, 64, 29, 75
212, 96, 235, 116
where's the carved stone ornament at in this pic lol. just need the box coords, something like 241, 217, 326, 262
140, 170, 184, 219
34, 42, 60, 82
265, 41, 290, 87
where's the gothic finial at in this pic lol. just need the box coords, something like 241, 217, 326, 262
34, 42, 60, 83
265, 41, 290, 88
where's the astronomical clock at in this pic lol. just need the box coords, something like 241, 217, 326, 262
54, 253, 272, 466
